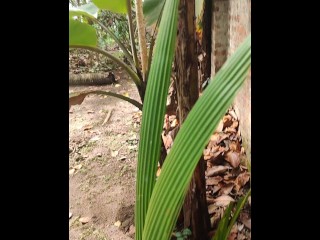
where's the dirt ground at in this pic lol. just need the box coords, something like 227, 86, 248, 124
69, 70, 140, 240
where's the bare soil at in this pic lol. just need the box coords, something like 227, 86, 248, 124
69, 70, 140, 240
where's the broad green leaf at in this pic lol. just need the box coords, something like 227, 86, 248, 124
143, 35, 251, 240
69, 2, 99, 19
135, 0, 179, 239
69, 19, 97, 47
92, 0, 127, 14
69, 90, 142, 110
143, 0, 165, 26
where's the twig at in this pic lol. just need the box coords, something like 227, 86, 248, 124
102, 108, 114, 126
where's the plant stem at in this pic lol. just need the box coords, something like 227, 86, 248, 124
134, 0, 148, 81
126, 0, 139, 70
69, 45, 143, 100
70, 90, 143, 110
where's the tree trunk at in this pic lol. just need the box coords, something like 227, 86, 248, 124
174, 0, 210, 239
198, 0, 212, 93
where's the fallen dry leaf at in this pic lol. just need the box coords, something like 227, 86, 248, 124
234, 172, 250, 191
79, 217, 91, 224
223, 115, 233, 128
69, 94, 87, 110
225, 151, 240, 168
225, 127, 237, 133
238, 223, 244, 231
214, 195, 235, 207
211, 145, 220, 154
205, 151, 223, 162
171, 119, 179, 128
206, 176, 223, 185
203, 149, 210, 156
228, 224, 238, 240
215, 120, 224, 132
73, 164, 82, 170
240, 212, 251, 230
229, 110, 238, 120
69, 169, 75, 175
229, 141, 240, 151
220, 183, 234, 195
111, 151, 119, 157
114, 220, 121, 227
211, 185, 221, 194
208, 204, 218, 214
206, 165, 230, 177
210, 207, 224, 228
231, 120, 239, 129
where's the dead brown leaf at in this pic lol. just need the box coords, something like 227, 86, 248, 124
214, 195, 235, 207
240, 212, 251, 230
203, 149, 210, 156
210, 207, 224, 228
225, 127, 237, 133
69, 94, 87, 110
208, 204, 219, 214
206, 176, 223, 185
211, 185, 221, 195
206, 165, 230, 177
206, 151, 223, 162
220, 183, 234, 195
225, 151, 240, 168
79, 217, 91, 224
234, 172, 250, 191
229, 141, 240, 152
210, 133, 220, 143
228, 224, 238, 240
229, 110, 238, 120
231, 120, 239, 129
223, 115, 233, 129
215, 120, 224, 132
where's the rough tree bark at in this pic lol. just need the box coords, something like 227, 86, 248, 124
174, 0, 210, 239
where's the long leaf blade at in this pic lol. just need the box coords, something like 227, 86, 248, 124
135, 0, 179, 239
143, 0, 165, 26
143, 35, 251, 240
69, 90, 142, 110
